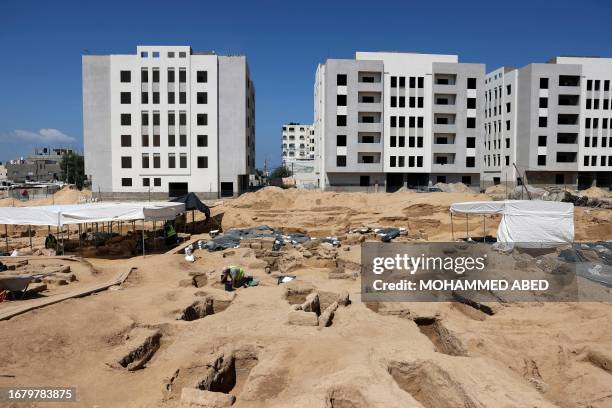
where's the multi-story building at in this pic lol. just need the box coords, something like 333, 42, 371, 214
314, 52, 484, 191
83, 45, 255, 200
5, 148, 74, 183
281, 123, 314, 162
483, 56, 612, 188
0, 163, 7, 184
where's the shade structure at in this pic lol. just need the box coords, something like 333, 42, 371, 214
169, 193, 210, 219
450, 200, 574, 245
0, 202, 185, 227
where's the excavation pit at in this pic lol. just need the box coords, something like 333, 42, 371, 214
413, 317, 467, 356
178, 294, 234, 321
196, 348, 259, 398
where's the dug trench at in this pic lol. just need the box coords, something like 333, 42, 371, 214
177, 292, 235, 321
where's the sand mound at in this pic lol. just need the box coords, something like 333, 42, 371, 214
231, 186, 298, 210
435, 182, 474, 193
0, 187, 91, 208
580, 186, 611, 198
485, 184, 508, 195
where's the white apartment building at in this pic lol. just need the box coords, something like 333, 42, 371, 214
314, 52, 484, 191
281, 123, 314, 162
83, 45, 255, 200
483, 56, 612, 188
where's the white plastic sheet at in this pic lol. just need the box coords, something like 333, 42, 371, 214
450, 200, 574, 244
0, 202, 185, 227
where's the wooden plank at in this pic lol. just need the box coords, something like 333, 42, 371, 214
165, 235, 206, 255
0, 267, 136, 321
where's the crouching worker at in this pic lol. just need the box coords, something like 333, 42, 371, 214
220, 265, 258, 291
164, 220, 178, 246
45, 233, 58, 250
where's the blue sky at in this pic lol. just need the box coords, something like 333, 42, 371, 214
1, 0, 611, 168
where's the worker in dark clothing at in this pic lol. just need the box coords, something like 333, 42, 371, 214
45, 234, 58, 250
164, 221, 178, 246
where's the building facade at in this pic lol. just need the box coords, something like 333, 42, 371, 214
5, 148, 73, 183
83, 45, 255, 200
314, 52, 485, 191
281, 123, 314, 162
483, 56, 612, 188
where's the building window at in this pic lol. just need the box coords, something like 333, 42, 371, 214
337, 74, 347, 86
197, 156, 208, 168
142, 154, 149, 168
417, 77, 424, 88
539, 78, 549, 89
120, 70, 131, 83
197, 114, 208, 126
179, 69, 186, 83
197, 92, 208, 104
152, 92, 160, 104
121, 156, 132, 168
143, 177, 150, 187
168, 69, 175, 83
168, 134, 175, 147
336, 135, 347, 146
467, 117, 476, 128
179, 154, 187, 168
466, 137, 475, 148
179, 92, 186, 104
408, 156, 415, 167
539, 97, 548, 108
538, 117, 547, 127
337, 115, 347, 126
462, 176, 471, 185
398, 96, 405, 107
121, 134, 131, 147
505, 120, 510, 131
141, 134, 149, 147
180, 134, 187, 147
467, 78, 477, 89
197, 135, 208, 147
506, 85, 511, 95
506, 102, 511, 113
197, 71, 207, 83
537, 155, 546, 166
141, 69, 148, 83
168, 154, 176, 168
398, 156, 405, 167
538, 135, 547, 146
168, 92, 175, 104
121, 178, 132, 187
154, 177, 161, 187
390, 156, 396, 167
390, 96, 397, 107
417, 156, 423, 167
337, 94, 347, 106
407, 77, 413, 88
336, 155, 346, 167
153, 134, 160, 147
466, 157, 475, 167
153, 154, 160, 168
467, 98, 476, 109
141, 92, 148, 104
152, 69, 159, 83
121, 114, 131, 126
390, 76, 397, 87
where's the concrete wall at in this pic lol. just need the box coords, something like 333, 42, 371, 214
83, 55, 112, 192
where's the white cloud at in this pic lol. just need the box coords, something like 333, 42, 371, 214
1, 128, 76, 143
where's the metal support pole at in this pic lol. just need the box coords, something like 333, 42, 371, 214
450, 213, 454, 241
142, 219, 145, 257
192, 210, 195, 234
483, 215, 486, 242
153, 221, 156, 249
5, 224, 8, 253
466, 214, 469, 239
28, 226, 32, 250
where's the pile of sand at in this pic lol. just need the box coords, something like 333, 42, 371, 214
434, 182, 474, 193
0, 187, 92, 208
485, 184, 508, 195
579, 186, 612, 198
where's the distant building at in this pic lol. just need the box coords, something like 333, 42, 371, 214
314, 52, 484, 191
0, 163, 7, 184
5, 148, 73, 183
83, 45, 256, 200
282, 123, 314, 162
483, 56, 612, 188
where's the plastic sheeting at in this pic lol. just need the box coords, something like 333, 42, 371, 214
0, 202, 185, 227
450, 200, 574, 245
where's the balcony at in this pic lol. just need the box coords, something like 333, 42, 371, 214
434, 73, 457, 86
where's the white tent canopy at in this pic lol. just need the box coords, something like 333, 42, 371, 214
0, 202, 186, 227
450, 200, 574, 244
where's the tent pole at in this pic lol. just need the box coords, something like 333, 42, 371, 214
466, 214, 469, 239
5, 225, 8, 253
153, 221, 156, 249
481, 215, 485, 242
142, 219, 145, 257
450, 213, 454, 241
28, 226, 32, 250
192, 210, 195, 234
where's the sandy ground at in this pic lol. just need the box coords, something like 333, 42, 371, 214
0, 187, 611, 407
